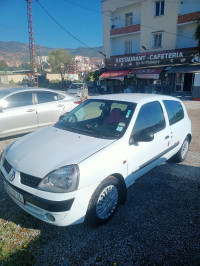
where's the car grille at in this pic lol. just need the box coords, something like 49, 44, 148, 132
3, 159, 12, 174
20, 172, 41, 188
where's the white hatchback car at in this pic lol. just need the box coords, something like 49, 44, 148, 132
0, 94, 192, 226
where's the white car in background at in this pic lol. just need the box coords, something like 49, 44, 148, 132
0, 94, 192, 226
67, 82, 88, 100
0, 87, 81, 138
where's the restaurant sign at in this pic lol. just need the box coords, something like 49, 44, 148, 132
106, 47, 200, 69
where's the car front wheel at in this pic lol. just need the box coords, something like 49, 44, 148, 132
85, 176, 121, 226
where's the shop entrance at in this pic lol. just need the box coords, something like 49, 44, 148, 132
183, 73, 193, 92
175, 73, 193, 92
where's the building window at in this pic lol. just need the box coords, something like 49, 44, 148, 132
152, 32, 163, 48
154, 1, 165, 16
125, 12, 133, 26
125, 40, 132, 54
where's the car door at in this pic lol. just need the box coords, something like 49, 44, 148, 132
35, 91, 66, 127
0, 91, 38, 137
125, 101, 170, 187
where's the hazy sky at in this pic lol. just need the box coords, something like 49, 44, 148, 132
0, 0, 103, 49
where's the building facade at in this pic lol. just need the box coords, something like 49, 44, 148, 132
101, 0, 200, 96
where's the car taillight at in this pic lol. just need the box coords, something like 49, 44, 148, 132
74, 101, 82, 104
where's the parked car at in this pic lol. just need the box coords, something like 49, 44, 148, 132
0, 87, 81, 138
0, 94, 192, 226
67, 82, 88, 100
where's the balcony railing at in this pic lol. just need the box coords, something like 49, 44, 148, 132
178, 11, 200, 24
110, 24, 140, 36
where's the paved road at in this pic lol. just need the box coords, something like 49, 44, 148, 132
184, 101, 200, 152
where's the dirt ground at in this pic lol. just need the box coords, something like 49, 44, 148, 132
184, 101, 200, 152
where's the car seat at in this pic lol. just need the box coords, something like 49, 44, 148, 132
103, 108, 124, 124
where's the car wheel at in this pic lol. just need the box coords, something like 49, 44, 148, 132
86, 176, 121, 226
172, 136, 190, 163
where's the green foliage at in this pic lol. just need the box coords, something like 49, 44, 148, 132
0, 60, 8, 71
85, 70, 101, 82
48, 49, 72, 82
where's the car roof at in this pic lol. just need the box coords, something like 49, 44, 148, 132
91, 93, 181, 104
0, 87, 67, 97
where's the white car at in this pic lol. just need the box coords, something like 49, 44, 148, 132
0, 87, 81, 138
0, 94, 192, 226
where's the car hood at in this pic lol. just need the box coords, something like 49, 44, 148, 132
6, 126, 115, 178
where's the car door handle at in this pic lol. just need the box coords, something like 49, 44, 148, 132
26, 109, 35, 112
165, 135, 169, 139
57, 104, 64, 107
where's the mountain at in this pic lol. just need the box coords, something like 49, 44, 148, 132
0, 41, 104, 60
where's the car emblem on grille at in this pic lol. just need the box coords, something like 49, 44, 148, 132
9, 170, 16, 181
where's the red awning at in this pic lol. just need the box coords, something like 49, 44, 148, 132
129, 68, 163, 79
99, 70, 129, 81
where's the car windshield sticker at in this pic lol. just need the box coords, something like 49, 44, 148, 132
126, 110, 131, 118
116, 126, 123, 132
119, 122, 125, 127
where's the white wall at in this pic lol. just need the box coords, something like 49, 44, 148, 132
176, 23, 198, 49
140, 0, 179, 52
111, 3, 141, 29
179, 0, 200, 15
111, 33, 140, 55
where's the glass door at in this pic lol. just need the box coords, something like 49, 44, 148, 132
175, 73, 184, 92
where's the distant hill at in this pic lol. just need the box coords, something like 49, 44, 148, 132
0, 41, 104, 59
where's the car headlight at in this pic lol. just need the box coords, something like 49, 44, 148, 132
37, 165, 79, 193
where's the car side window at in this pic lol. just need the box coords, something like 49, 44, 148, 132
133, 101, 166, 134
163, 100, 184, 125
36, 92, 60, 104
4, 92, 33, 109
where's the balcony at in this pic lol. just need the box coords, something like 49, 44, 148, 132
110, 24, 140, 37
178, 11, 200, 24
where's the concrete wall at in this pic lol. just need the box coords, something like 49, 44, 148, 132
0, 74, 27, 84
140, 0, 179, 52
101, 0, 141, 58
176, 23, 198, 49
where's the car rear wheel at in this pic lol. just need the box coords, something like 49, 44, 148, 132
172, 136, 190, 163
85, 176, 121, 226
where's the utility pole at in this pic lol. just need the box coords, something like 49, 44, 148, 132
27, 0, 38, 87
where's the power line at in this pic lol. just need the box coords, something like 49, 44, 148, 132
63, 0, 197, 41
37, 1, 102, 54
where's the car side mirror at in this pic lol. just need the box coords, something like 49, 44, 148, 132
129, 130, 154, 145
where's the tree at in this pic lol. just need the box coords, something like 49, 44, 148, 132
48, 49, 72, 82
0, 60, 8, 71
195, 17, 200, 52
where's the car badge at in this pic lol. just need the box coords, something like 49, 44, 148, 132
9, 170, 16, 181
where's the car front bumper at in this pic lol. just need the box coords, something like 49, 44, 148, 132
0, 164, 99, 226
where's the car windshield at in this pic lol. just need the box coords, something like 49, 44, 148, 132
70, 84, 83, 90
55, 99, 136, 139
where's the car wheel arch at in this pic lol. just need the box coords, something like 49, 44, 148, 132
108, 173, 127, 204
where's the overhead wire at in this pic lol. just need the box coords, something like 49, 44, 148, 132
36, 1, 103, 56
63, 0, 197, 40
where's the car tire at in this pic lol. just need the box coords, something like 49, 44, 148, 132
172, 136, 190, 163
85, 176, 122, 226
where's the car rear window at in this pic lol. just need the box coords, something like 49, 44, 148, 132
163, 100, 184, 125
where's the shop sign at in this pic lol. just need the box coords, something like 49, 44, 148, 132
106, 47, 200, 69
